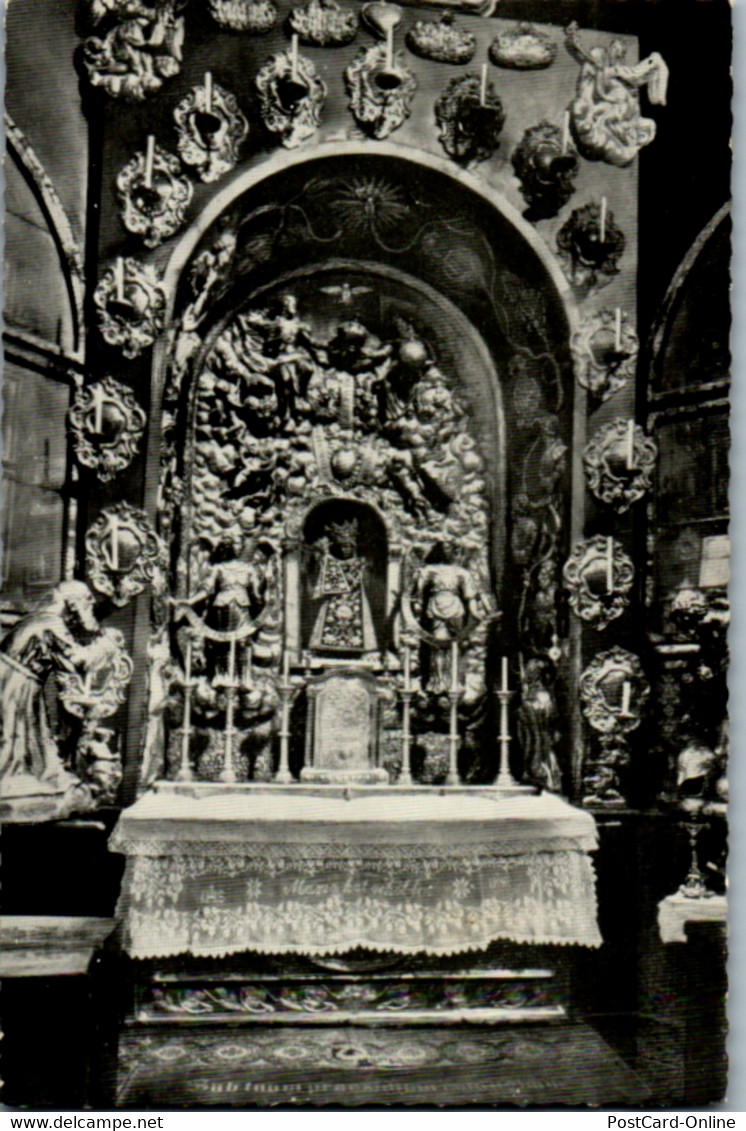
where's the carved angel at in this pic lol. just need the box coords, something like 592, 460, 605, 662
565, 23, 668, 167
83, 5, 185, 101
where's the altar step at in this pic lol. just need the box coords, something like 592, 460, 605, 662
116, 1022, 650, 1107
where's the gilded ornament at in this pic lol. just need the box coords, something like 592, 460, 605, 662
406, 15, 476, 64
571, 308, 639, 402
511, 121, 578, 221
174, 76, 249, 183
579, 647, 649, 735
562, 535, 634, 631
57, 627, 134, 720
208, 0, 278, 32
86, 503, 164, 607
557, 201, 625, 291
68, 376, 147, 482
565, 22, 668, 167
94, 257, 167, 358
583, 419, 657, 513
256, 48, 327, 148
82, 5, 185, 100
288, 0, 358, 46
116, 139, 193, 247
434, 72, 505, 166
489, 23, 556, 70
346, 44, 416, 140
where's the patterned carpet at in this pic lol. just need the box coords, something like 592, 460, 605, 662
117, 1022, 650, 1107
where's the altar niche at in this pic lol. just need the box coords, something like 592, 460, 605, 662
150, 262, 524, 790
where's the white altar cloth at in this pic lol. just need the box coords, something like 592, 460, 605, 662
110, 790, 602, 957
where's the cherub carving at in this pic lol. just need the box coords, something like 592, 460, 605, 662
83, 4, 185, 101
565, 23, 668, 167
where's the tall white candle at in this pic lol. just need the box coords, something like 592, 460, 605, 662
282, 650, 290, 682
290, 34, 299, 80
204, 71, 213, 113
600, 196, 607, 243
479, 63, 488, 107
184, 638, 193, 686
385, 25, 394, 70
606, 536, 614, 593
626, 418, 636, 470
114, 257, 125, 303
561, 110, 570, 155
501, 655, 509, 693
92, 385, 103, 434
620, 680, 631, 716
110, 514, 119, 571
144, 134, 155, 189
403, 644, 411, 692
228, 632, 236, 684
450, 640, 459, 694
614, 307, 622, 353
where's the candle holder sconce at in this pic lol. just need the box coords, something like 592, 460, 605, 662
557, 201, 625, 292
117, 141, 193, 247
406, 14, 476, 64
256, 49, 327, 148
288, 0, 358, 46
69, 376, 146, 482
94, 258, 166, 358
434, 73, 505, 166
511, 121, 578, 220
579, 646, 649, 807
174, 78, 249, 183
563, 535, 634, 631
57, 626, 134, 721
584, 419, 657, 513
208, 0, 278, 32
346, 43, 417, 140
571, 308, 639, 403
86, 503, 164, 607
488, 22, 557, 70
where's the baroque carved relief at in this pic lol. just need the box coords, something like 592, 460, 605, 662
174, 76, 249, 182
406, 15, 476, 64
94, 257, 167, 358
584, 419, 657, 512
563, 536, 634, 631
346, 45, 417, 140
571, 309, 638, 402
288, 0, 358, 46
434, 73, 505, 166
69, 376, 147, 481
557, 202, 625, 292
86, 503, 165, 607
256, 47, 326, 148
208, 0, 278, 31
489, 23, 556, 70
117, 139, 193, 246
83, 4, 185, 100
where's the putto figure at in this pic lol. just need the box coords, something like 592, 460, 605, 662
565, 22, 668, 167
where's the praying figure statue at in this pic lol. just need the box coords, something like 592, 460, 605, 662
308, 519, 377, 653
565, 22, 668, 167
0, 581, 101, 794
413, 543, 485, 694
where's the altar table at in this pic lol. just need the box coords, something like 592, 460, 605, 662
110, 789, 602, 958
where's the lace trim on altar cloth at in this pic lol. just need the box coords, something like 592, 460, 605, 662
108, 836, 594, 860
116, 848, 602, 955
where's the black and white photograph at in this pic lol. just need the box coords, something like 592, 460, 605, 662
0, 0, 735, 1112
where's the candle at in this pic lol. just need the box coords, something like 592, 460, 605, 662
114, 257, 125, 303
620, 680, 631, 716
204, 70, 213, 114
501, 655, 509, 693
479, 62, 488, 107
385, 24, 394, 71
614, 307, 622, 353
228, 631, 236, 684
91, 385, 103, 435
450, 640, 459, 694
144, 133, 155, 189
184, 637, 193, 686
243, 643, 253, 686
606, 536, 614, 593
600, 196, 607, 243
403, 644, 411, 693
290, 34, 299, 80
561, 109, 570, 155
282, 650, 290, 682
110, 515, 119, 571
626, 418, 636, 470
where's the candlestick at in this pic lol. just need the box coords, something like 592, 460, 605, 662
109, 515, 119, 571
599, 196, 607, 243
114, 257, 125, 303
626, 418, 636, 470
385, 24, 394, 71
399, 686, 413, 787
479, 62, 488, 107
606, 536, 614, 594
450, 639, 460, 694
144, 134, 155, 190
290, 35, 299, 80
501, 655, 509, 694
204, 70, 213, 114
176, 638, 194, 782
494, 688, 518, 788
620, 679, 631, 717
614, 307, 622, 353
220, 632, 238, 783
561, 109, 570, 155
242, 643, 253, 687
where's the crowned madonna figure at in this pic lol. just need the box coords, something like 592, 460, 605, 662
308, 518, 378, 653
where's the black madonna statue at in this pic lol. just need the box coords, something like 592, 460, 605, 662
306, 517, 379, 654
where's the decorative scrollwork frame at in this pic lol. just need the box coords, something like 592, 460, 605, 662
434, 73, 505, 166
86, 503, 164, 607
174, 79, 249, 183
345, 44, 417, 140
256, 50, 326, 148
208, 0, 277, 31
94, 258, 167, 358
406, 15, 476, 64
69, 376, 147, 482
488, 22, 557, 70
571, 309, 639, 402
57, 627, 134, 719
288, 0, 358, 46
117, 142, 193, 247
579, 647, 650, 735
584, 418, 657, 512
563, 535, 634, 630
